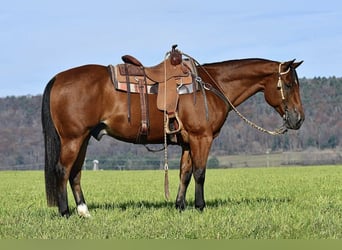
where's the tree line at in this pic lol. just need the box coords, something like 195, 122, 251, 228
0, 77, 341, 170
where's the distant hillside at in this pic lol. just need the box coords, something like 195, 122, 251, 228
0, 77, 341, 170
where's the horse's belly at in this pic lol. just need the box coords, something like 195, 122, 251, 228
103, 110, 165, 144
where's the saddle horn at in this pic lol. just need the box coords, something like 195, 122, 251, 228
170, 44, 182, 66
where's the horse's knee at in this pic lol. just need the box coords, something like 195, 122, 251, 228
193, 167, 206, 184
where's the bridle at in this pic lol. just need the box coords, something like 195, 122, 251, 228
277, 62, 298, 128
277, 62, 291, 101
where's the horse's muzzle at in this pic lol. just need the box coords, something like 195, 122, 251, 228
284, 109, 305, 130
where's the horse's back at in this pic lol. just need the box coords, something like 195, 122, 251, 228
54, 64, 109, 86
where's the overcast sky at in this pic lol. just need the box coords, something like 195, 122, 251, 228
1, 0, 341, 97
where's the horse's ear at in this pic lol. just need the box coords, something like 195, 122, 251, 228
282, 59, 296, 71
292, 60, 303, 69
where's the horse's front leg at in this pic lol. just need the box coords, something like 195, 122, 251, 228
189, 135, 213, 211
176, 144, 193, 210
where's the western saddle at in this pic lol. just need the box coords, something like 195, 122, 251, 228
108, 45, 197, 143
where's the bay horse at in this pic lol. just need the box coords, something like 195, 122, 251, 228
42, 56, 304, 217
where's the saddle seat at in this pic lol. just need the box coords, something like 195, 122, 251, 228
120, 55, 190, 83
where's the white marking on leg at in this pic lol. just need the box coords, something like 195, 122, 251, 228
77, 203, 91, 218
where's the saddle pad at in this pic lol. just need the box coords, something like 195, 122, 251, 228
108, 65, 196, 95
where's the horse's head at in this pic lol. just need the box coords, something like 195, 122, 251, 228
264, 60, 305, 131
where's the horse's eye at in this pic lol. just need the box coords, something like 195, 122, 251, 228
285, 82, 292, 88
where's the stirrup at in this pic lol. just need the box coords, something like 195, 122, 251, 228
165, 112, 183, 135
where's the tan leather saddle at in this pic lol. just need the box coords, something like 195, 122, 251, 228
115, 47, 194, 112
108, 45, 196, 141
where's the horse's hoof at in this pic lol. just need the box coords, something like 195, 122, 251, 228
77, 204, 91, 218
195, 202, 206, 212
175, 200, 186, 211
60, 210, 70, 218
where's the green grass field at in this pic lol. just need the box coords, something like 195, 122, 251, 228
1, 166, 342, 239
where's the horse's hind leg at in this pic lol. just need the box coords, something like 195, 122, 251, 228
55, 161, 70, 217
57, 137, 86, 217
176, 144, 193, 210
69, 136, 91, 217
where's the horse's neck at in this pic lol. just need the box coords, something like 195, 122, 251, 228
203, 60, 273, 107
224, 76, 264, 107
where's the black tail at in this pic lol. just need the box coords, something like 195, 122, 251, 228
42, 77, 60, 207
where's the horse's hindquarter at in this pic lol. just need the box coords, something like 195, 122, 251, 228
50, 65, 106, 137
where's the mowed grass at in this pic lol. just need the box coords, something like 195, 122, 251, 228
1, 166, 342, 239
